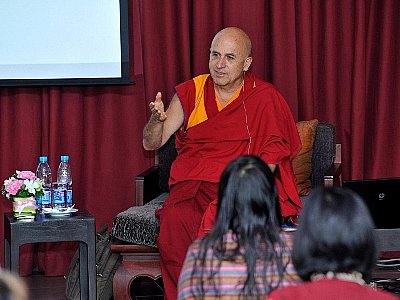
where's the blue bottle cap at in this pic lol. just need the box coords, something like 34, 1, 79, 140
61, 155, 69, 161
40, 156, 48, 162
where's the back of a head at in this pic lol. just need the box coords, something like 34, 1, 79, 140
292, 187, 377, 281
198, 155, 289, 296
214, 155, 280, 237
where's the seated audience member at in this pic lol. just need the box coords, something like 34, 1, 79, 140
177, 155, 300, 299
268, 187, 399, 300
0, 269, 29, 300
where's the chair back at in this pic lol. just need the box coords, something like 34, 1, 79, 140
311, 123, 336, 187
157, 137, 177, 193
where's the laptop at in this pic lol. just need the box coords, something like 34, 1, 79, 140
343, 178, 400, 229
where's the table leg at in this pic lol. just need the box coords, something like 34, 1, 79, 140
10, 238, 20, 274
87, 240, 96, 300
79, 222, 96, 300
79, 242, 89, 300
4, 239, 10, 269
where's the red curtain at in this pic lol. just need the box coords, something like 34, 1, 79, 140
1, 0, 399, 275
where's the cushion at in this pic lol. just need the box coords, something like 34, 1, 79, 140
111, 193, 168, 247
292, 119, 319, 196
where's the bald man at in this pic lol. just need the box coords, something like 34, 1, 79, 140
143, 27, 301, 299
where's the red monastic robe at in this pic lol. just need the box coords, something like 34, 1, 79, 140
156, 72, 301, 299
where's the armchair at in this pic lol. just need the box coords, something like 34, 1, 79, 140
136, 122, 342, 206
111, 122, 342, 299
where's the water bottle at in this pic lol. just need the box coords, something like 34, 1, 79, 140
36, 156, 52, 212
55, 155, 73, 208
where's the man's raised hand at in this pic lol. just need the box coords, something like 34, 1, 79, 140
149, 92, 167, 122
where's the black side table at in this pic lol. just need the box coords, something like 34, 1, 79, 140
4, 210, 96, 300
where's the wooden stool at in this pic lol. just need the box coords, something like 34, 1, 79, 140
111, 241, 162, 299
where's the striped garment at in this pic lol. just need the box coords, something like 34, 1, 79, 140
177, 231, 301, 300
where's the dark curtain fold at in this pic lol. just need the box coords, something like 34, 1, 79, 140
1, 0, 399, 275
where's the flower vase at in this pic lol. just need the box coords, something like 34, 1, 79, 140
12, 196, 37, 219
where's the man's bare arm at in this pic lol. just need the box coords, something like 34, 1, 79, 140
143, 92, 184, 150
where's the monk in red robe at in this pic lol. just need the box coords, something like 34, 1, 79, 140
143, 27, 301, 300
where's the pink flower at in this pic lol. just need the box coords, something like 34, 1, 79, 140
17, 171, 36, 180
5, 180, 24, 195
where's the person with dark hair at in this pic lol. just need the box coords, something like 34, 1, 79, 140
268, 187, 399, 300
143, 26, 301, 299
177, 155, 300, 299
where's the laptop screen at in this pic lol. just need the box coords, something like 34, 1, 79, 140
343, 178, 400, 229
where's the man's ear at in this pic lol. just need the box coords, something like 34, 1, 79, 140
243, 57, 253, 72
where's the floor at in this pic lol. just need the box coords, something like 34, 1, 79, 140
23, 272, 67, 300
23, 271, 399, 299
23, 272, 164, 300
